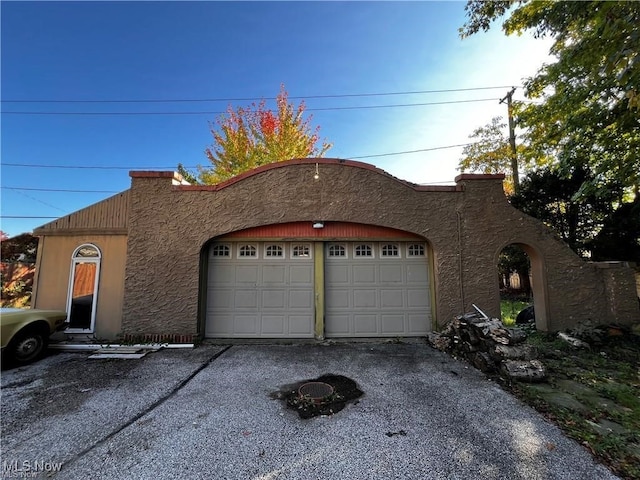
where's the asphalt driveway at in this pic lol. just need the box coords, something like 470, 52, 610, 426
1, 343, 618, 479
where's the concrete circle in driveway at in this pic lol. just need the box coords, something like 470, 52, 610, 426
1, 344, 618, 479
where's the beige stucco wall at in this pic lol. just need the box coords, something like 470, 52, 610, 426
32, 234, 127, 340
120, 161, 639, 339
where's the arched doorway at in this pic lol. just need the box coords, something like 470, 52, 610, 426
497, 242, 549, 331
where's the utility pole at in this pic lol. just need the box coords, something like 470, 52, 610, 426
500, 87, 519, 193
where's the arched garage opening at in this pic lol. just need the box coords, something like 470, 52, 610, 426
199, 222, 435, 339
497, 242, 548, 331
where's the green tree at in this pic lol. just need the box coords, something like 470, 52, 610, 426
511, 166, 620, 256
1, 233, 38, 263
458, 116, 539, 194
180, 85, 332, 185
460, 1, 640, 199
589, 197, 640, 263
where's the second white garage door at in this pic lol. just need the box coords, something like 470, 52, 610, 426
325, 242, 431, 337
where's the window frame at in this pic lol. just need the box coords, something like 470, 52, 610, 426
237, 243, 259, 259
211, 243, 232, 258
354, 243, 374, 258
291, 243, 312, 259
407, 243, 426, 258
380, 243, 401, 258
65, 243, 101, 334
327, 243, 348, 259
264, 243, 285, 259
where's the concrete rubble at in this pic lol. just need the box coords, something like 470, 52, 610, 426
427, 311, 547, 383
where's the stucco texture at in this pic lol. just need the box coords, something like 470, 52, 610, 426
120, 159, 639, 339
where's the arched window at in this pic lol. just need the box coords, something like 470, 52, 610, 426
238, 245, 257, 258
66, 244, 101, 332
354, 244, 373, 257
265, 244, 284, 258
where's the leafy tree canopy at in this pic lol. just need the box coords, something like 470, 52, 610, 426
458, 116, 545, 194
510, 165, 620, 256
179, 84, 332, 185
1, 233, 38, 263
460, 1, 640, 199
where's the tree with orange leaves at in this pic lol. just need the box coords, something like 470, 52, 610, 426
179, 85, 332, 184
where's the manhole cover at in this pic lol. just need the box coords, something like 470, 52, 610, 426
298, 381, 334, 403
272, 375, 364, 419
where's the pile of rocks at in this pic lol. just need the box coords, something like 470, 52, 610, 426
428, 310, 547, 383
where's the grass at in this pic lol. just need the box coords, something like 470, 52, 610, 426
500, 298, 530, 326
505, 329, 640, 479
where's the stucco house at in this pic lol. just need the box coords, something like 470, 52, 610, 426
31, 158, 639, 343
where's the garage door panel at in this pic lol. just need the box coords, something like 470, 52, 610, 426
325, 314, 350, 335
353, 289, 377, 308
289, 315, 314, 334
290, 265, 313, 285
380, 264, 403, 283
408, 314, 427, 333
236, 266, 259, 283
206, 242, 314, 338
206, 313, 234, 335
262, 265, 286, 284
407, 289, 429, 308
290, 290, 313, 308
326, 264, 349, 284
209, 265, 235, 285
233, 315, 258, 334
407, 264, 429, 283
208, 288, 233, 309
353, 265, 376, 283
234, 290, 258, 308
261, 315, 285, 335
381, 314, 406, 334
326, 288, 350, 309
354, 315, 377, 335
261, 289, 286, 308
380, 289, 404, 308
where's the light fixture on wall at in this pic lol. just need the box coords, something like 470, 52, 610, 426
313, 163, 320, 180
313, 221, 324, 229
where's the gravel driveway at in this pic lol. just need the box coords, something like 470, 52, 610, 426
1, 343, 618, 479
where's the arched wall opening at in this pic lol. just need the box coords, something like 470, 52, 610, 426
496, 242, 549, 331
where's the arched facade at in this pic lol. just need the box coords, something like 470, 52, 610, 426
33, 159, 639, 342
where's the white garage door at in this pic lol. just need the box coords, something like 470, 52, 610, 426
325, 242, 431, 337
206, 242, 314, 338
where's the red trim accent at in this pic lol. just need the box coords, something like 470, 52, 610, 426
455, 173, 505, 182
219, 222, 423, 240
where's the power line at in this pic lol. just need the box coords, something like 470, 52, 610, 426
1, 186, 118, 193
1, 86, 515, 104
350, 143, 474, 159
0, 216, 59, 219
1, 98, 501, 116
11, 189, 66, 213
2, 163, 155, 170
2, 141, 476, 172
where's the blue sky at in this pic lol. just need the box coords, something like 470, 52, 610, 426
1, 1, 552, 237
